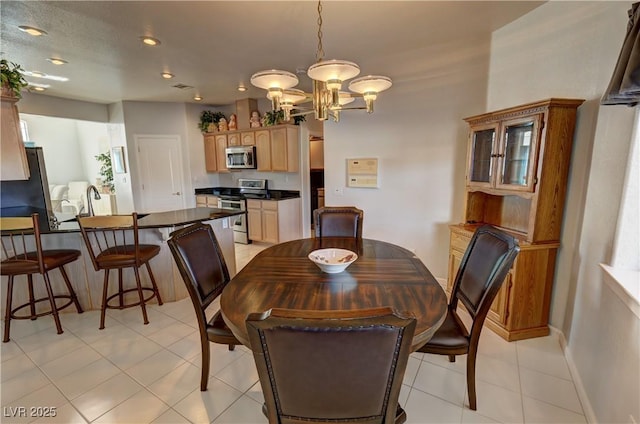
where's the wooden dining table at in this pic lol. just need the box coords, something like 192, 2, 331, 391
220, 237, 448, 351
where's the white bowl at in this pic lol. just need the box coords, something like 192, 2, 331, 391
308, 248, 358, 274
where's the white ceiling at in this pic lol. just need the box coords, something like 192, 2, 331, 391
0, 1, 543, 106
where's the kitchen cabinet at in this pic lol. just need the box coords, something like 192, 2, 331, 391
247, 198, 301, 244
215, 134, 229, 173
1, 94, 29, 180
195, 194, 219, 207
240, 131, 255, 146
203, 134, 217, 172
203, 125, 299, 173
449, 98, 583, 341
227, 133, 240, 146
255, 126, 299, 172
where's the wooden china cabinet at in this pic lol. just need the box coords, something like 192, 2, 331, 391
449, 98, 584, 341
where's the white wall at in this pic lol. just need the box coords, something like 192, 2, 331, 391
18, 114, 109, 188
488, 2, 638, 423
324, 36, 492, 277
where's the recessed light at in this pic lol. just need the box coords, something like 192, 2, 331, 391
28, 82, 50, 89
23, 70, 69, 82
32, 86, 46, 92
47, 58, 68, 65
237, 84, 247, 92
161, 72, 174, 79
194, 95, 203, 101
140, 36, 161, 46
18, 25, 47, 36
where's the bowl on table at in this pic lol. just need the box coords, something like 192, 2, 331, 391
308, 248, 358, 274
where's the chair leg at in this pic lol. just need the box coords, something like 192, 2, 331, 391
133, 266, 149, 325
3, 276, 14, 342
42, 273, 64, 335
145, 262, 163, 305
27, 275, 36, 320
466, 351, 477, 410
118, 269, 124, 308
99, 269, 110, 330
200, 338, 210, 391
59, 266, 83, 313
229, 345, 235, 351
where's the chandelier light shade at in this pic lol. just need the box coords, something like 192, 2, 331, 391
250, 1, 392, 122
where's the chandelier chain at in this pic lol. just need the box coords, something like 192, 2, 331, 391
316, 1, 324, 61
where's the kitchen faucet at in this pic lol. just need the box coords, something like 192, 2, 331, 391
86, 185, 102, 216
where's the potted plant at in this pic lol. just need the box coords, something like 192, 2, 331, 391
1, 59, 28, 98
198, 110, 226, 133
262, 109, 306, 126
95, 152, 115, 193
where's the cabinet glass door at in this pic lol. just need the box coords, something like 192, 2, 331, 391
467, 124, 497, 187
496, 115, 541, 191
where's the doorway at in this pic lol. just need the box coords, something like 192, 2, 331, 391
135, 134, 186, 212
309, 136, 324, 230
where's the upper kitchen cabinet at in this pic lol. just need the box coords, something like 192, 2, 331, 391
1, 94, 29, 180
462, 98, 584, 243
203, 134, 217, 172
203, 124, 300, 173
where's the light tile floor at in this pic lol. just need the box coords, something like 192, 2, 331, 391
1, 242, 587, 424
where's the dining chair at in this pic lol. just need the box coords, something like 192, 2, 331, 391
417, 224, 519, 410
246, 307, 416, 424
313, 206, 363, 239
1, 213, 83, 342
167, 222, 241, 391
77, 213, 163, 329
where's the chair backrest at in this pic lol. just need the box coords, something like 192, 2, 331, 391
167, 222, 231, 311
314, 206, 363, 239
246, 307, 416, 424
451, 225, 520, 341
0, 214, 45, 274
77, 213, 140, 270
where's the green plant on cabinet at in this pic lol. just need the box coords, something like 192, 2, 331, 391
198, 110, 226, 133
0, 59, 28, 98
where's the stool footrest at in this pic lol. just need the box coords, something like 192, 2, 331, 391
105, 287, 158, 310
10, 295, 75, 320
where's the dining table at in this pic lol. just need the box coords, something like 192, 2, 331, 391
220, 237, 448, 351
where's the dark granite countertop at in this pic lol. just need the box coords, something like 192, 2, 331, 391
136, 207, 243, 228
0, 207, 244, 234
194, 187, 300, 200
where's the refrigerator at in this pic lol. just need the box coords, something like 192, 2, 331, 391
0, 147, 55, 231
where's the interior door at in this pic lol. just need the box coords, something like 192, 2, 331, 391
135, 135, 185, 213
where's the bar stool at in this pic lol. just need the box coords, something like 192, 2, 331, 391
78, 213, 163, 329
1, 213, 83, 342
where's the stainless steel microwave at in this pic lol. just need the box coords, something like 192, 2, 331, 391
225, 146, 256, 169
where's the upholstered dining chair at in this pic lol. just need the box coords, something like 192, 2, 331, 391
246, 307, 416, 424
1, 213, 83, 342
167, 222, 241, 391
417, 224, 519, 410
77, 213, 163, 329
313, 206, 364, 239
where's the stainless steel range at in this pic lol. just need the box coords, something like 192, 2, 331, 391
217, 179, 268, 244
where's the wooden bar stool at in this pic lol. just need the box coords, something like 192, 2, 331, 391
77, 213, 162, 329
1, 213, 83, 342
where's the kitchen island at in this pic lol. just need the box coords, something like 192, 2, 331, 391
1, 207, 243, 316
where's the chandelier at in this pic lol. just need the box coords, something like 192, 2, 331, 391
250, 1, 392, 122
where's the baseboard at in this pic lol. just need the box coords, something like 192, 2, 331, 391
552, 326, 597, 423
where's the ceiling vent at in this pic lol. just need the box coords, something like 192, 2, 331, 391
172, 83, 193, 90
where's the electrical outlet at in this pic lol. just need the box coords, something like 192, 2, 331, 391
222, 218, 229, 229
334, 187, 344, 196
